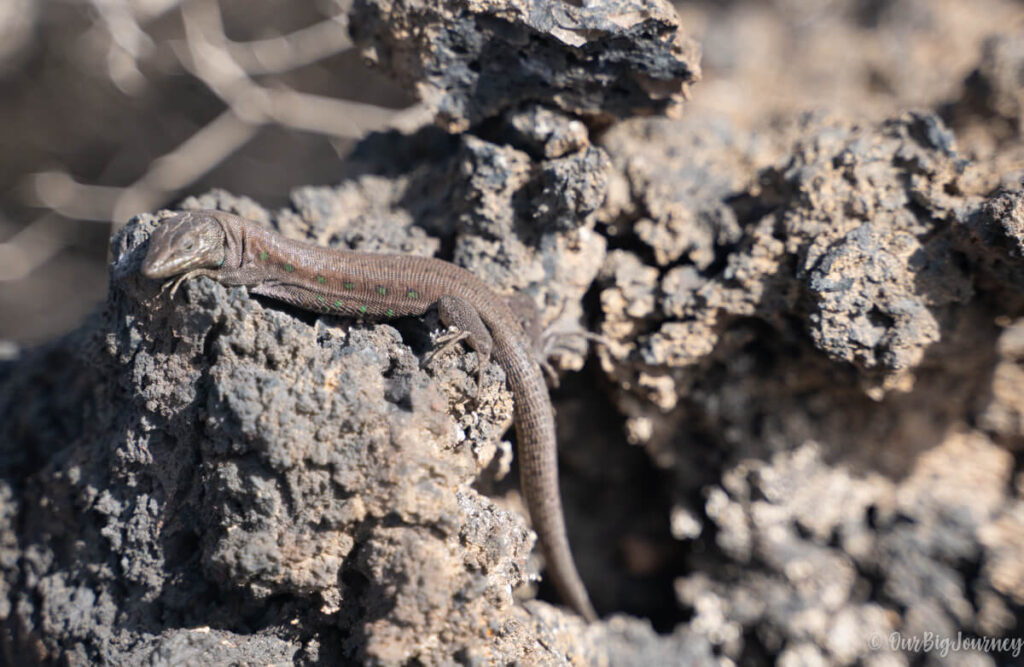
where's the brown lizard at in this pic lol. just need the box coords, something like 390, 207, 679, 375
140, 209, 597, 622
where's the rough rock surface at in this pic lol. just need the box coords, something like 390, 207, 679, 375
0, 187, 699, 664
588, 81, 1024, 667
4, 0, 1024, 665
348, 0, 700, 130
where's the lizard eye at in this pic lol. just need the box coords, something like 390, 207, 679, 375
182, 238, 195, 251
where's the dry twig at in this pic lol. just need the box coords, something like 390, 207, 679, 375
9, 0, 426, 280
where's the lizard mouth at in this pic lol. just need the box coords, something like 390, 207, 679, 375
141, 252, 188, 279
140, 257, 168, 279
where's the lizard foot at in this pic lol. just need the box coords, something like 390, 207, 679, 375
536, 327, 610, 388
157, 268, 219, 301
421, 328, 470, 369
419, 327, 491, 399
160, 271, 194, 301
422, 328, 487, 398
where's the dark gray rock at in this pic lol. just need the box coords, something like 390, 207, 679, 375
348, 0, 700, 130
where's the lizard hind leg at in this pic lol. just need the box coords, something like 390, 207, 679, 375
540, 328, 611, 359
425, 295, 493, 398
534, 328, 610, 389
504, 292, 609, 388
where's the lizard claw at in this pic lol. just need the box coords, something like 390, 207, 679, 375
423, 328, 490, 400
475, 369, 485, 401
541, 359, 560, 388
535, 327, 609, 387
421, 329, 470, 369
155, 270, 196, 301
541, 328, 610, 358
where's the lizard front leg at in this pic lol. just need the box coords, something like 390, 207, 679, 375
422, 295, 493, 397
159, 268, 222, 300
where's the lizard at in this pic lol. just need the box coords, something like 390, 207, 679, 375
140, 209, 598, 622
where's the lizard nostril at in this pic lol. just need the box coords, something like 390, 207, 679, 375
140, 255, 167, 278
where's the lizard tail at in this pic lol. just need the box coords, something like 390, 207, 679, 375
507, 351, 598, 622
531, 486, 598, 623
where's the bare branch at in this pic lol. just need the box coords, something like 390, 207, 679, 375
112, 110, 258, 224
89, 0, 155, 59
225, 11, 352, 75
17, 0, 427, 256
0, 215, 71, 282
26, 110, 258, 228
178, 0, 417, 138
25, 171, 122, 221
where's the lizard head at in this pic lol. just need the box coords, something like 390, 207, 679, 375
141, 211, 227, 279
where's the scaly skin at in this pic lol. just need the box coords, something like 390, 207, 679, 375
141, 209, 597, 621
